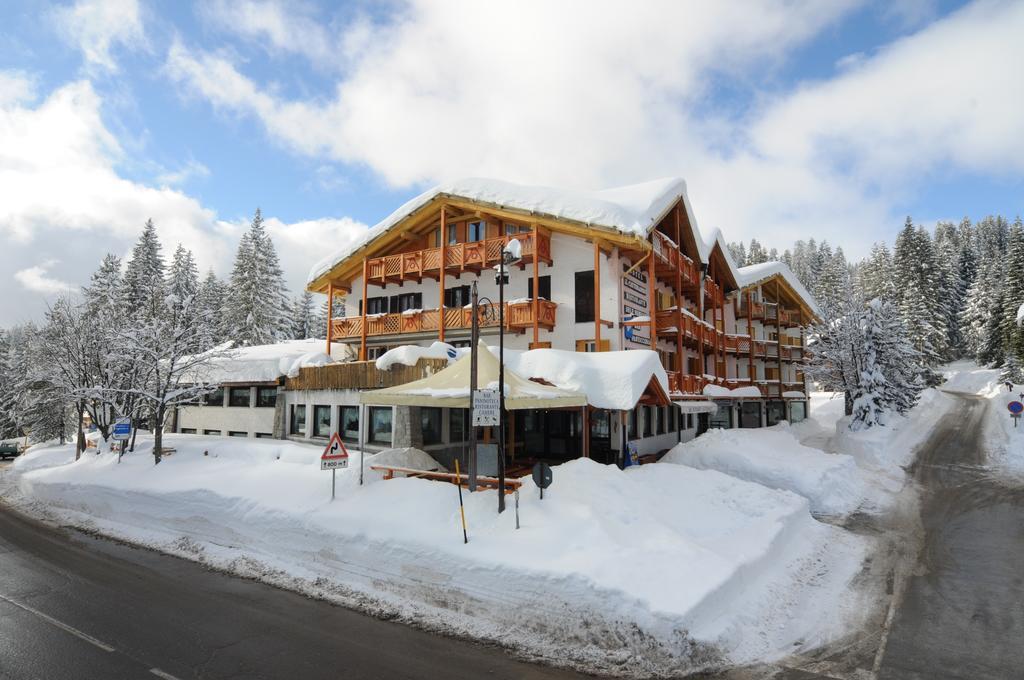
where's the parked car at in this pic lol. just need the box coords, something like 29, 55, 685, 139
0, 442, 20, 460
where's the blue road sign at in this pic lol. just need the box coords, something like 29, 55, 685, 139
1008, 401, 1023, 415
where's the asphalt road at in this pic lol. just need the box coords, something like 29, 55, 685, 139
0, 505, 589, 680
876, 394, 1024, 679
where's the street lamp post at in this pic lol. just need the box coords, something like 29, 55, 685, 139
495, 240, 521, 513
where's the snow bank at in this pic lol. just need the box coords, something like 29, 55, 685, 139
662, 425, 868, 516
194, 339, 334, 384
940, 360, 1001, 396
375, 341, 460, 370
702, 384, 762, 399
6, 434, 864, 675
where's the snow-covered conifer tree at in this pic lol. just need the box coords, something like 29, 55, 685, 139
223, 209, 292, 346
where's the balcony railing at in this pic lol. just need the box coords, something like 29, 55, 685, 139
652, 231, 701, 289
330, 301, 558, 341
365, 233, 551, 285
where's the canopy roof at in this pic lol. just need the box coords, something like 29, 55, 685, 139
360, 340, 587, 410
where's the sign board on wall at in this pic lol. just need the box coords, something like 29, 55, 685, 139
472, 389, 500, 426
622, 263, 650, 350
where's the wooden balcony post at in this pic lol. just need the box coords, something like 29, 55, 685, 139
326, 282, 334, 356
747, 290, 755, 383
532, 223, 540, 347
359, 258, 368, 361
775, 279, 784, 393
439, 205, 447, 343
593, 241, 601, 351
647, 249, 656, 350
674, 205, 683, 375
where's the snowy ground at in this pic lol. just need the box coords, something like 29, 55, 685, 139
943, 359, 1024, 477
1, 432, 869, 677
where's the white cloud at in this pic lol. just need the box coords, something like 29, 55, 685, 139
0, 78, 368, 324
198, 0, 335, 65
156, 158, 211, 187
0, 70, 37, 107
14, 261, 73, 295
52, 0, 146, 71
164, 0, 1024, 256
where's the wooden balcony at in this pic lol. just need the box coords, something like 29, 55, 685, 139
329, 301, 558, 341
364, 233, 551, 285
285, 358, 448, 391
652, 231, 700, 289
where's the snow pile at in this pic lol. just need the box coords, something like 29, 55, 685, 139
940, 360, 1001, 396
702, 384, 762, 399
662, 425, 869, 516
285, 351, 334, 378
309, 177, 690, 285
193, 339, 333, 384
375, 341, 460, 370
6, 434, 865, 675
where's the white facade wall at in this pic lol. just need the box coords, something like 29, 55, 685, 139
176, 386, 278, 438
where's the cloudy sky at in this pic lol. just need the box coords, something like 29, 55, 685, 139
1, 0, 1021, 325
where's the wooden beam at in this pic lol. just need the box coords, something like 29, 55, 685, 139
439, 205, 447, 343
326, 282, 334, 357
594, 241, 601, 352
747, 290, 755, 384
673, 205, 683, 376
647, 250, 656, 352
359, 258, 368, 361
775, 278, 784, 393
532, 222, 540, 346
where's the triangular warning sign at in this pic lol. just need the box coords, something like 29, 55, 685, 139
322, 432, 349, 460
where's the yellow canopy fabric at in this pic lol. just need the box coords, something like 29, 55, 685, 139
360, 340, 587, 410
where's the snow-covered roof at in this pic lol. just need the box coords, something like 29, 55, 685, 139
374, 342, 668, 411
195, 339, 334, 384
502, 346, 668, 411
308, 177, 690, 285
737, 261, 821, 318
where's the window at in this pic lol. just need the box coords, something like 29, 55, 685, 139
643, 406, 652, 437
505, 222, 529, 236
656, 407, 665, 434
369, 407, 392, 444
789, 401, 807, 423
740, 402, 761, 428
668, 406, 677, 432
180, 428, 196, 434
367, 346, 387, 360
449, 408, 467, 442
709, 401, 733, 429
468, 221, 485, 242
256, 387, 277, 408
313, 405, 332, 438
204, 388, 224, 406
444, 285, 471, 309
766, 400, 786, 426
447, 224, 457, 244
628, 408, 638, 438
432, 228, 441, 247
339, 406, 359, 442
229, 387, 251, 407
686, 414, 694, 430
421, 407, 442, 446
574, 271, 595, 323
360, 296, 387, 315
228, 431, 247, 437
255, 432, 273, 439
389, 292, 422, 313
291, 405, 306, 435
203, 429, 222, 436
527, 275, 551, 301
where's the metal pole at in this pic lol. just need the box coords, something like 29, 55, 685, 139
515, 489, 520, 530
498, 259, 507, 513
455, 458, 468, 544
469, 282, 479, 492
332, 468, 336, 500
358, 403, 365, 485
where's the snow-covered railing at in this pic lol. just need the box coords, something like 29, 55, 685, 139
329, 301, 558, 340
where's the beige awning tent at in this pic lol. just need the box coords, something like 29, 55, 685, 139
360, 340, 587, 410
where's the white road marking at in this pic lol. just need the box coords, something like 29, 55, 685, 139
0, 593, 115, 652
149, 668, 183, 680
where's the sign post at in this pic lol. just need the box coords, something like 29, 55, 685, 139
112, 418, 131, 463
1009, 401, 1024, 428
532, 462, 553, 500
321, 433, 349, 500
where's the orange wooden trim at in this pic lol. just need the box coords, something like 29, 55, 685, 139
359, 259, 368, 361
326, 282, 334, 356
594, 241, 601, 351
647, 251, 656, 349
532, 223, 540, 346
747, 290, 755, 382
673, 205, 683, 376
439, 205, 447, 342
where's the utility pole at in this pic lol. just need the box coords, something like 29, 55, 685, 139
497, 256, 507, 513
468, 281, 479, 492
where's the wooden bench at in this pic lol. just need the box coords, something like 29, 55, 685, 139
369, 465, 523, 493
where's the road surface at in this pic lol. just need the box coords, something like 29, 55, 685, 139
0, 504, 588, 680
875, 394, 1024, 679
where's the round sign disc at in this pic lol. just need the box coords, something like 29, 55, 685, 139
1008, 401, 1023, 415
